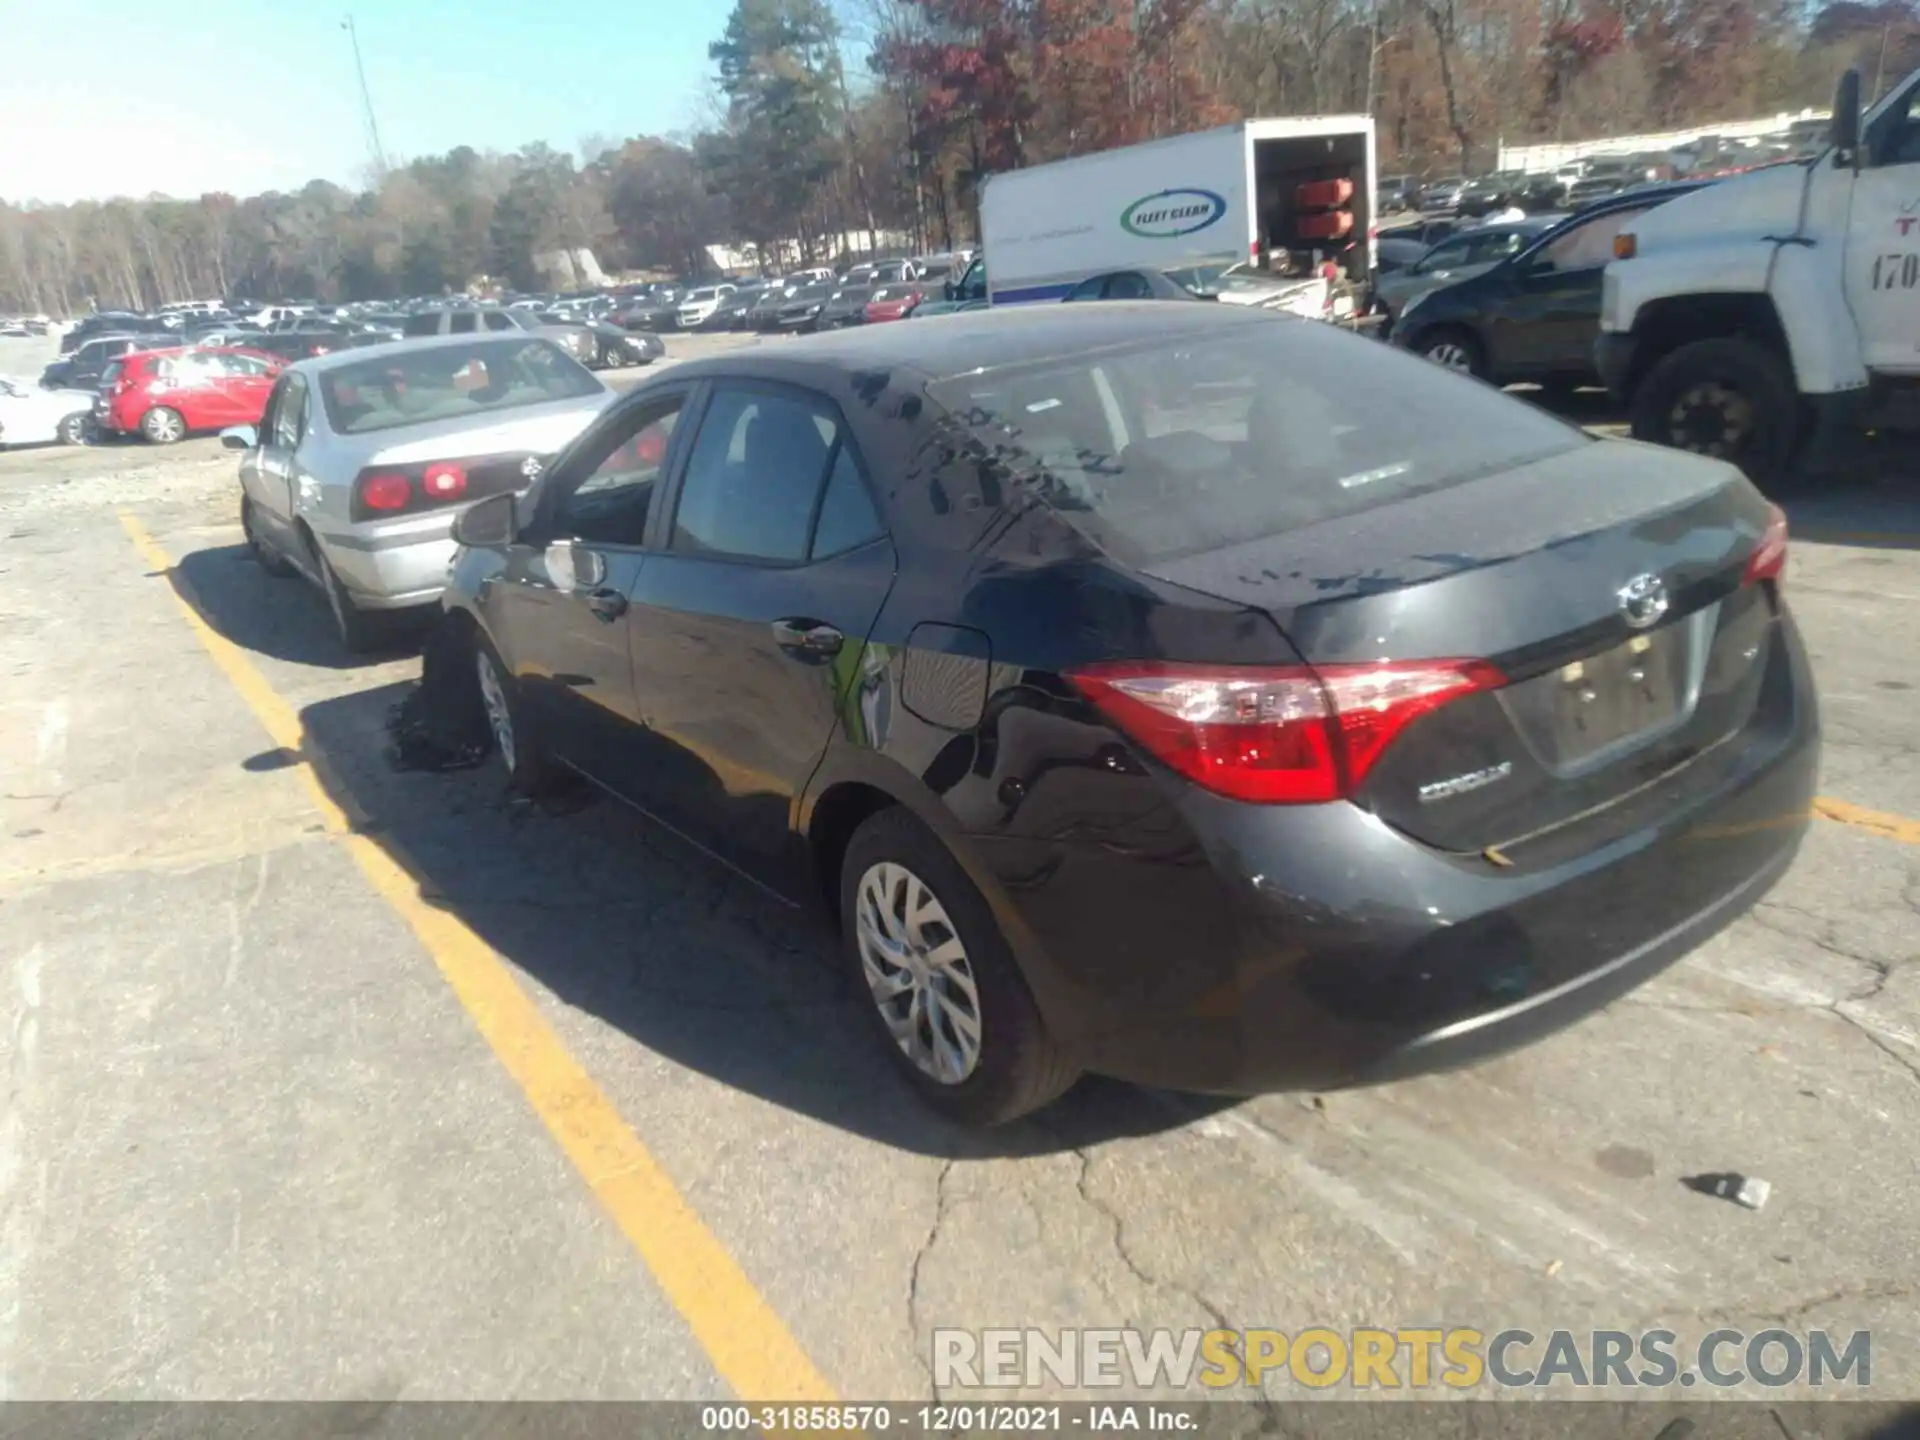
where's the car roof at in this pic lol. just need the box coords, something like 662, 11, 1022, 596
664, 302, 1283, 386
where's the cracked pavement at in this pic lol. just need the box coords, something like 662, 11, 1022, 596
2, 332, 1917, 1404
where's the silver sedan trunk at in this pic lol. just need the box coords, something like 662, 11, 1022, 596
228, 333, 616, 652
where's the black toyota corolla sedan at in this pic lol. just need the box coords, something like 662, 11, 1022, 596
436, 303, 1818, 1126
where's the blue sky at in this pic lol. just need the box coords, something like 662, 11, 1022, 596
1, 0, 732, 204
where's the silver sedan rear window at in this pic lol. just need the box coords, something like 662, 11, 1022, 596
320, 338, 602, 436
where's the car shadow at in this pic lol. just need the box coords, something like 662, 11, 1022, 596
290, 666, 1232, 1158
173, 544, 427, 669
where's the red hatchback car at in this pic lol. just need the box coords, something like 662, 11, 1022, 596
97, 346, 282, 444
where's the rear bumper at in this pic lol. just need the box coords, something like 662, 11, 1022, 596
1595, 331, 1638, 401
973, 614, 1819, 1095
315, 516, 456, 610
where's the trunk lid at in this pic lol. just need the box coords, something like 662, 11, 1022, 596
1144, 442, 1779, 852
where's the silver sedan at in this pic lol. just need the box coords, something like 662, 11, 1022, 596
222, 333, 616, 652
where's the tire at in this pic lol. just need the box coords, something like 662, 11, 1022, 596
1629, 337, 1800, 488
56, 412, 89, 446
141, 406, 186, 445
315, 545, 385, 655
241, 496, 295, 577
839, 808, 1079, 1126
472, 635, 554, 795
1414, 326, 1486, 379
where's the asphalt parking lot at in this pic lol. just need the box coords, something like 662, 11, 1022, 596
1, 327, 1917, 1407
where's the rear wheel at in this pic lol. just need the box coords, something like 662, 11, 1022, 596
315, 547, 384, 655
1415, 327, 1486, 380
56, 412, 88, 445
840, 809, 1079, 1126
1629, 337, 1800, 488
142, 406, 185, 444
241, 496, 295, 577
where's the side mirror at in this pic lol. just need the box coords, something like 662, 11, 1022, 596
219, 425, 257, 450
1831, 69, 1862, 165
453, 491, 518, 549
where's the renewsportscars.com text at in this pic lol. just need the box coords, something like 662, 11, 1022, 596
933, 1327, 1872, 1391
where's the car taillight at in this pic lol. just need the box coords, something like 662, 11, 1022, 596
422, 462, 468, 500
1067, 658, 1507, 804
357, 472, 412, 512
1743, 503, 1788, 586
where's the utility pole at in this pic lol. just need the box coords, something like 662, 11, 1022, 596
342, 15, 389, 177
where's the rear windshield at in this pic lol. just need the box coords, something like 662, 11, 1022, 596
925, 318, 1585, 565
318, 338, 603, 436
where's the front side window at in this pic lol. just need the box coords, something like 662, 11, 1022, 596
1105, 272, 1153, 300
447, 312, 479, 335
1065, 276, 1107, 302
670, 387, 842, 563
1416, 238, 1472, 273
1539, 206, 1653, 271
557, 397, 684, 547
483, 311, 517, 332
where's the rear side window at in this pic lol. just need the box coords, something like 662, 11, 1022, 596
402, 314, 438, 338
670, 387, 851, 563
926, 318, 1584, 566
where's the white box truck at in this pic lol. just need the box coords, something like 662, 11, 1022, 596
958, 116, 1377, 313
1596, 65, 1920, 484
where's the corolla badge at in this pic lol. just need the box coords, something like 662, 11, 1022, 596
1120, 188, 1228, 239
1617, 572, 1670, 630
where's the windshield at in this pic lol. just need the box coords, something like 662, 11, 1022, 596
318, 338, 603, 435
790, 283, 834, 301
925, 319, 1584, 566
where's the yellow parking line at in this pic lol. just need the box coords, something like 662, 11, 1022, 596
118, 512, 836, 1404
1814, 797, 1920, 846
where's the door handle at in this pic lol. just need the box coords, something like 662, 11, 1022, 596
771, 618, 843, 657
587, 588, 628, 622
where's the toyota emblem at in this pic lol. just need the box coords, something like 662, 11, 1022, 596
520, 455, 544, 480
1616, 573, 1669, 630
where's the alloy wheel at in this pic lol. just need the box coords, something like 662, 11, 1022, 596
854, 861, 984, 1085
1424, 341, 1473, 373
145, 408, 183, 443
58, 414, 86, 444
476, 650, 517, 774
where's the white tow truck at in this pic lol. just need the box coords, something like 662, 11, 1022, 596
1597, 66, 1920, 483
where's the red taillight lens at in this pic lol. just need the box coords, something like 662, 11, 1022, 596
1743, 503, 1788, 586
422, 462, 468, 499
1067, 659, 1506, 804
358, 472, 412, 511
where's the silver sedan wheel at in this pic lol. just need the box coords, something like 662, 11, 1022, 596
1424, 340, 1474, 372
855, 861, 983, 1085
475, 650, 516, 774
